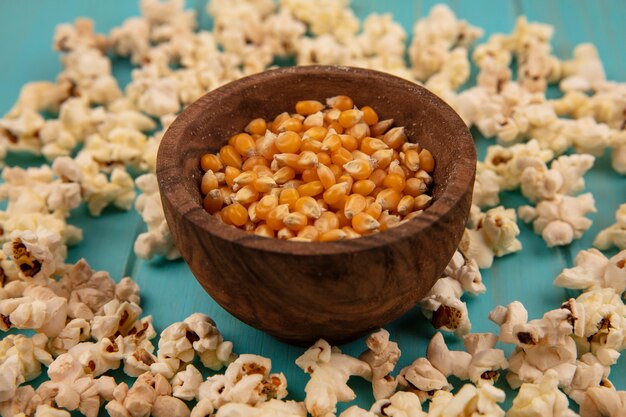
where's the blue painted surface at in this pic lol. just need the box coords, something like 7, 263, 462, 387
1, 0, 625, 414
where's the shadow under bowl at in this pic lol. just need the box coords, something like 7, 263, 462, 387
157, 65, 476, 345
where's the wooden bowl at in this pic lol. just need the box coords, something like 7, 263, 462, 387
157, 66, 476, 345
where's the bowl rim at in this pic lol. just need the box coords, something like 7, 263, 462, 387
157, 65, 476, 256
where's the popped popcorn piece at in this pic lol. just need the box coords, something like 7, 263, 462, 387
560, 43, 606, 92
3, 229, 66, 280
462, 205, 522, 269
54, 18, 107, 53
576, 386, 626, 417
610, 129, 626, 174
0, 285, 67, 336
0, 357, 26, 403
420, 277, 471, 336
4, 81, 70, 119
594, 204, 626, 250
115, 276, 141, 305
507, 370, 578, 417
0, 334, 53, 382
473, 163, 501, 208
566, 353, 611, 404
489, 301, 529, 344
280, 0, 358, 42
519, 193, 596, 247
427, 383, 505, 417
426, 332, 472, 380
463, 333, 509, 385
358, 329, 400, 400
396, 357, 450, 403
215, 399, 307, 417
80, 127, 148, 171
171, 364, 203, 401
109, 17, 151, 64
554, 248, 626, 294
0, 109, 45, 154
296, 339, 371, 417
369, 391, 426, 417
48, 318, 91, 356
105, 371, 177, 417
134, 173, 180, 260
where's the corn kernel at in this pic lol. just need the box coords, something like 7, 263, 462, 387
383, 127, 407, 149
403, 210, 423, 221
283, 212, 308, 231
233, 133, 256, 157
219, 145, 242, 168
414, 194, 433, 210
370, 149, 394, 169
326, 95, 354, 111
297, 150, 318, 168
379, 211, 401, 231
254, 223, 274, 238
343, 159, 373, 180
201, 170, 219, 194
397, 195, 415, 216
242, 155, 269, 171
322, 134, 342, 152
266, 204, 290, 230
419, 149, 435, 173
361, 106, 379, 125
361, 137, 388, 155
328, 121, 344, 134
253, 176, 276, 193
403, 149, 420, 171
255, 195, 278, 220
404, 177, 427, 197
366, 200, 383, 218
383, 173, 406, 192
273, 166, 296, 184
300, 138, 324, 153
256, 134, 278, 159
338, 109, 363, 128
233, 171, 257, 188
339, 134, 359, 151
304, 126, 328, 141
316, 164, 336, 189
295, 196, 321, 219
329, 164, 343, 180
319, 229, 347, 242
275, 131, 301, 154
346, 122, 370, 140
277, 227, 296, 240
370, 118, 394, 136
316, 152, 331, 166
298, 225, 320, 241
277, 117, 302, 133
226, 203, 248, 226
352, 179, 376, 196
274, 152, 300, 169
245, 118, 267, 136
314, 211, 340, 233
200, 153, 223, 172
376, 188, 402, 211
352, 213, 380, 234
323, 182, 350, 205
331, 147, 353, 166
369, 168, 387, 187
234, 185, 259, 205
344, 194, 367, 219
203, 189, 223, 214
279, 188, 300, 210
297, 180, 324, 197
296, 100, 325, 116
224, 166, 241, 187
301, 168, 319, 183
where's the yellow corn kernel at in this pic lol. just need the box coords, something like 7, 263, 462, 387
226, 203, 248, 226
298, 225, 320, 241
328, 121, 344, 134
277, 117, 303, 133
273, 166, 296, 184
270, 112, 290, 132
415, 169, 433, 186
370, 118, 394, 137
266, 204, 290, 230
316, 152, 331, 166
303, 113, 324, 130
219, 187, 234, 204
324, 107, 341, 123
279, 188, 300, 210
397, 195, 415, 216
352, 212, 380, 234
369, 168, 387, 187
351, 150, 371, 161
316, 164, 337, 189
338, 109, 363, 129
404, 177, 427, 197
277, 227, 295, 240
343, 159, 373, 180
331, 147, 353, 167
314, 211, 340, 233
343, 194, 367, 219
414, 194, 433, 210
252, 176, 276, 193
387, 161, 406, 177
361, 106, 379, 125
275, 131, 301, 153
376, 188, 402, 211
296, 100, 325, 116
336, 209, 351, 227
241, 156, 269, 171
403, 210, 423, 221
203, 189, 223, 214
297, 151, 318, 168
247, 202, 259, 223
304, 126, 328, 141
339, 134, 359, 151
300, 138, 324, 153
383, 173, 406, 192
403, 149, 421, 171
379, 211, 401, 231
201, 170, 219, 194
283, 212, 308, 231
274, 153, 300, 169
255, 195, 278, 220
319, 229, 347, 242
316, 198, 329, 211
297, 180, 324, 197
323, 182, 350, 205
352, 179, 376, 196
255, 134, 278, 160
245, 118, 267, 136
233, 133, 256, 157
328, 164, 343, 180
346, 122, 370, 140
360, 137, 388, 155
219, 206, 232, 224
341, 226, 362, 239
419, 149, 435, 173
402, 142, 421, 153
200, 153, 222, 172
234, 185, 259, 205
283, 179, 304, 189
301, 168, 319, 183
254, 223, 274, 238
295, 196, 321, 219
383, 127, 407, 149
219, 145, 242, 168
326, 95, 354, 111
370, 149, 394, 169
322, 134, 342, 152
233, 171, 257, 188
224, 166, 241, 188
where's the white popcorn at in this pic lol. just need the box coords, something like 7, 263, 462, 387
171, 364, 203, 401
519, 193, 596, 247
369, 391, 426, 417
595, 204, 626, 250
0, 356, 23, 403
554, 248, 626, 294
0, 333, 53, 382
420, 277, 471, 336
48, 318, 91, 356
5, 81, 70, 119
105, 371, 176, 417
610, 129, 626, 174
280, 0, 358, 42
34, 404, 72, 417
196, 354, 287, 410
134, 173, 180, 260
358, 329, 400, 400
566, 353, 610, 403
2, 229, 66, 280
427, 383, 505, 417
396, 357, 450, 403
560, 43, 606, 92
0, 108, 45, 154
116, 276, 141, 305
462, 205, 522, 269
296, 339, 371, 417
0, 285, 67, 337
489, 301, 529, 344
81, 127, 148, 171
443, 249, 485, 295
472, 163, 501, 208
507, 370, 578, 417
109, 17, 151, 64
426, 332, 472, 380
216, 399, 307, 417
67, 337, 125, 376
576, 386, 626, 417
54, 18, 107, 53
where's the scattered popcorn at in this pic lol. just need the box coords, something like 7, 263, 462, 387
369, 391, 425, 417
427, 383, 506, 417
397, 357, 451, 403
594, 203, 626, 250
560, 43, 606, 92
215, 399, 307, 417
420, 277, 471, 336
507, 370, 578, 417
358, 329, 400, 400
554, 248, 626, 295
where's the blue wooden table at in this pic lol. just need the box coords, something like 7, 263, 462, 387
1, 0, 625, 413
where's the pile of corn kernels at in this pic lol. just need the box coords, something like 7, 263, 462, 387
200, 97, 435, 241
0, 0, 625, 416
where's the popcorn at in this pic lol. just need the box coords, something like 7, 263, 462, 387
171, 364, 203, 401
472, 163, 501, 208
576, 386, 626, 417
280, 0, 358, 41
0, 285, 68, 337
427, 383, 505, 417
507, 370, 578, 417
442, 250, 485, 295
105, 371, 178, 417
0, 356, 23, 403
134, 173, 180, 260
80, 127, 148, 171
462, 205, 522, 269
109, 17, 151, 64
4, 81, 70, 119
426, 332, 472, 380
358, 329, 400, 400
215, 399, 307, 417
48, 318, 91, 356
420, 277, 471, 336
396, 357, 451, 403
369, 391, 426, 417
54, 18, 107, 53
554, 248, 626, 295
560, 43, 606, 92
594, 204, 626, 250
519, 193, 596, 247
0, 334, 53, 382
296, 339, 371, 417
489, 301, 529, 344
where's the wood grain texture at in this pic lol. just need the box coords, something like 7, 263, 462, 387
157, 66, 476, 344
